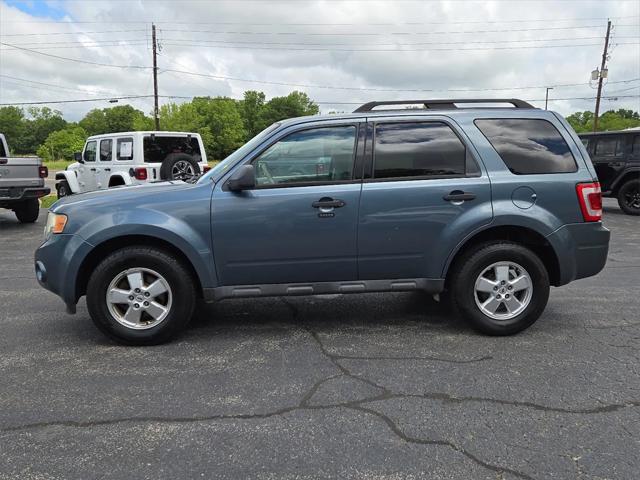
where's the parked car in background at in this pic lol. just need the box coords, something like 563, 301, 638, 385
36, 99, 610, 345
55, 131, 210, 197
0, 133, 49, 223
579, 129, 640, 215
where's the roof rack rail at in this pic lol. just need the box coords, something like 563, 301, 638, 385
353, 98, 535, 113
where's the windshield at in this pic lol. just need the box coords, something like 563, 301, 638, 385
198, 123, 281, 183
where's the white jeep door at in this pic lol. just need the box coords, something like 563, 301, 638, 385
77, 140, 98, 192
96, 138, 114, 189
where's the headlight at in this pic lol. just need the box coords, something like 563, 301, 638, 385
44, 213, 68, 238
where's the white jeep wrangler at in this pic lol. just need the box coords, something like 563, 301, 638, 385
55, 131, 209, 197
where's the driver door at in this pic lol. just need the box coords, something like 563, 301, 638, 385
211, 121, 364, 286
77, 140, 98, 192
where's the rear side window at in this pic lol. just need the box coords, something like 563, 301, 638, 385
475, 119, 577, 174
595, 137, 621, 156
100, 139, 112, 162
0, 140, 6, 157
373, 122, 467, 179
633, 136, 640, 153
143, 136, 201, 163
117, 137, 134, 161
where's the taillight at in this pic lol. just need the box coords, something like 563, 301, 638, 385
202, 164, 211, 173
39, 165, 48, 178
134, 167, 148, 180
576, 182, 602, 222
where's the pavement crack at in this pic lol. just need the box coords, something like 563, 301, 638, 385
334, 353, 493, 364
347, 404, 534, 480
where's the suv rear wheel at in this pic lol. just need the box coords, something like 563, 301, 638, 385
449, 242, 549, 335
617, 179, 640, 216
86, 246, 196, 345
14, 198, 40, 223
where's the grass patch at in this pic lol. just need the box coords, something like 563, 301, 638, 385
43, 160, 73, 171
40, 195, 58, 209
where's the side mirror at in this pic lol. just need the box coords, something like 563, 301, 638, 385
74, 152, 84, 163
227, 164, 256, 192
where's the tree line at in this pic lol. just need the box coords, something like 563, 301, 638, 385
0, 94, 638, 162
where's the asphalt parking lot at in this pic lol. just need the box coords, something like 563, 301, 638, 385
1, 199, 638, 480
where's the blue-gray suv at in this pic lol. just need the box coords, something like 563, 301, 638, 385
35, 99, 610, 345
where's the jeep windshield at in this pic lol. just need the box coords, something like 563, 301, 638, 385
198, 123, 280, 183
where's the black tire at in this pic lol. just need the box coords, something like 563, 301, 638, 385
159, 153, 201, 182
86, 246, 197, 345
14, 198, 40, 223
617, 179, 640, 216
56, 180, 70, 199
448, 241, 550, 336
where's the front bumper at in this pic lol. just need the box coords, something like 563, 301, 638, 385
546, 222, 610, 286
35, 233, 93, 312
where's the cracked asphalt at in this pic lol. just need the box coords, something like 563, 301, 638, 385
1, 198, 639, 479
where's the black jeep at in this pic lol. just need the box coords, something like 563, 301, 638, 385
580, 130, 640, 215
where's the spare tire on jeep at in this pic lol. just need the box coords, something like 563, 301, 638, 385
159, 153, 201, 182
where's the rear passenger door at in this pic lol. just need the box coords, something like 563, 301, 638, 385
591, 135, 625, 192
357, 117, 492, 281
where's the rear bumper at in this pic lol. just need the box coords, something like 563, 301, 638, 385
546, 222, 610, 286
0, 186, 50, 206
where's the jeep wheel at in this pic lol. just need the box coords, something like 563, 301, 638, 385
86, 246, 196, 345
159, 153, 201, 182
14, 198, 40, 223
56, 180, 70, 199
449, 242, 549, 335
617, 179, 640, 216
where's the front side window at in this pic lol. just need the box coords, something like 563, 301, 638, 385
100, 139, 113, 162
475, 119, 577, 174
117, 138, 134, 161
595, 138, 619, 156
84, 141, 97, 162
253, 126, 357, 187
373, 122, 466, 179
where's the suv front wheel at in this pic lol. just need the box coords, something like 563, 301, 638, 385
449, 242, 550, 335
86, 246, 196, 345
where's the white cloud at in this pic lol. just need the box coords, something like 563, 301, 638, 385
0, 0, 638, 120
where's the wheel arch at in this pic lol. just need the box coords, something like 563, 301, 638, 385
108, 173, 131, 187
55, 171, 80, 193
75, 235, 204, 302
611, 168, 640, 195
443, 225, 562, 287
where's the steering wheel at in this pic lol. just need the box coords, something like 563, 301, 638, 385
258, 161, 276, 185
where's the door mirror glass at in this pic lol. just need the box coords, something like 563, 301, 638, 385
74, 152, 83, 163
227, 164, 256, 191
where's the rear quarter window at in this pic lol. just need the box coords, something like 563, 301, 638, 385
475, 118, 578, 174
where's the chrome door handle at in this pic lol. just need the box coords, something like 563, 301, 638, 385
312, 198, 346, 209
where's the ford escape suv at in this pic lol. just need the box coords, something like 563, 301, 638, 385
35, 99, 610, 345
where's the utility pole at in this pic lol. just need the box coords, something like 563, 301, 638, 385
152, 23, 160, 130
545, 87, 553, 110
593, 20, 612, 132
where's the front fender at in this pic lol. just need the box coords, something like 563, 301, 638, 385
75, 208, 217, 291
55, 171, 80, 193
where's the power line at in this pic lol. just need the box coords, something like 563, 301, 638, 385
0, 41, 151, 69
1, 94, 638, 107
0, 74, 138, 97
160, 41, 639, 52
2, 15, 637, 26
0, 29, 147, 37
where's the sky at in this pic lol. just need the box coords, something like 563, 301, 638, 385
0, 0, 639, 122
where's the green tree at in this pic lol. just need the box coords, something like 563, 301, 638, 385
193, 97, 246, 159
0, 106, 26, 154
257, 91, 319, 131
19, 107, 67, 154
36, 126, 87, 162
239, 90, 266, 138
79, 105, 151, 136
566, 109, 640, 133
